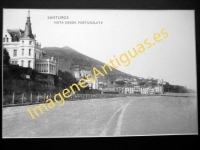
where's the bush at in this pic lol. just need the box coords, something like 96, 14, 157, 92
3, 95, 13, 105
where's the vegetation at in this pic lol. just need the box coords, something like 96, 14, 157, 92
57, 70, 77, 87
3, 48, 10, 65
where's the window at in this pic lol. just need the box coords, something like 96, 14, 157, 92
15, 61, 18, 65
5, 35, 8, 42
29, 41, 32, 45
13, 50, 17, 56
22, 49, 24, 56
14, 35, 19, 42
21, 60, 24, 67
28, 61, 31, 68
29, 49, 31, 56
22, 41, 24, 44
44, 64, 46, 72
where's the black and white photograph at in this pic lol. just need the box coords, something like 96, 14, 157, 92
2, 9, 197, 138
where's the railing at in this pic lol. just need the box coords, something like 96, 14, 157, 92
3, 92, 194, 107
3, 93, 50, 107
3, 93, 126, 107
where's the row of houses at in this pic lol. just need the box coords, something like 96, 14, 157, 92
101, 85, 163, 94
113, 76, 167, 86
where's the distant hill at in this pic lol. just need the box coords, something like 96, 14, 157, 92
41, 46, 137, 82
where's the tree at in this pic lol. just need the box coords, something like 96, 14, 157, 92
115, 80, 125, 85
4, 48, 10, 65
3, 66, 12, 80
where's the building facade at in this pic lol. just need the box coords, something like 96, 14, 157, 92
3, 11, 57, 75
73, 66, 98, 89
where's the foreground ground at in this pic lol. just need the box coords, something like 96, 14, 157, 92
3, 96, 198, 137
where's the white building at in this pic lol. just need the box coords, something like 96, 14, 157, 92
73, 66, 98, 89
3, 11, 57, 75
87, 79, 98, 90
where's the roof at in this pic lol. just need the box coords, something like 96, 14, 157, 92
7, 29, 24, 41
22, 11, 35, 39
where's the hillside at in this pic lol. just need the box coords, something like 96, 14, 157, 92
41, 46, 137, 82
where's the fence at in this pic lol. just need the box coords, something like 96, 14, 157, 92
3, 93, 48, 106
3, 92, 194, 107
3, 92, 127, 107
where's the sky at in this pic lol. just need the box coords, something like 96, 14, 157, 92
3, 9, 196, 90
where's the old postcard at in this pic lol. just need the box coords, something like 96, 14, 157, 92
2, 9, 197, 137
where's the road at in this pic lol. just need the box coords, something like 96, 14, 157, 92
3, 96, 198, 137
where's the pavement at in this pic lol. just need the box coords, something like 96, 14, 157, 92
3, 96, 198, 137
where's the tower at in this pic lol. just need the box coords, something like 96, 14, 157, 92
23, 11, 34, 39
19, 11, 36, 69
